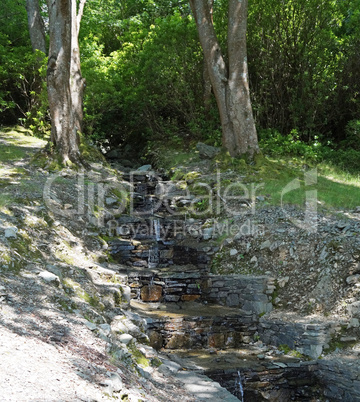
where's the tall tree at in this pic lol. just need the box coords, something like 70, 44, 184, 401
26, 0, 46, 53
70, 0, 86, 137
47, 0, 86, 165
189, 0, 259, 158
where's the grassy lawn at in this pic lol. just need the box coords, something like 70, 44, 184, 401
255, 158, 360, 211
155, 145, 360, 212
0, 126, 46, 171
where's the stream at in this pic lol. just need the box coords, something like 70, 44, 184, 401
107, 168, 326, 401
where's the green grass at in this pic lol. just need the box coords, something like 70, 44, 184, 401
0, 193, 14, 214
0, 127, 47, 174
252, 157, 360, 211
151, 146, 201, 170
154, 144, 360, 212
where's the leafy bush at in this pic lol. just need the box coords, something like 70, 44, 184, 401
260, 126, 360, 173
259, 128, 322, 160
248, 0, 359, 140
81, 11, 207, 152
340, 120, 360, 150
321, 146, 360, 173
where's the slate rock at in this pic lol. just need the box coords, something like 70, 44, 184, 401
106, 149, 121, 159
38, 271, 60, 286
137, 164, 152, 172
119, 333, 134, 344
346, 275, 360, 285
196, 142, 221, 159
4, 227, 17, 238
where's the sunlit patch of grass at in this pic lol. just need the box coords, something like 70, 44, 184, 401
0, 127, 47, 164
2, 126, 48, 147
152, 146, 201, 171
0, 193, 14, 214
0, 144, 28, 163
235, 156, 360, 211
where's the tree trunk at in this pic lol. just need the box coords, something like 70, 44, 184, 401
26, 0, 46, 53
47, 0, 81, 165
70, 0, 86, 135
202, 0, 213, 115
227, 0, 259, 157
190, 0, 259, 158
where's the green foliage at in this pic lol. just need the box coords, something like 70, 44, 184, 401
1, 0, 360, 165
259, 126, 360, 174
81, 5, 207, 151
248, 0, 359, 140
0, 0, 41, 125
22, 51, 49, 137
340, 120, 360, 150
0, 0, 49, 132
278, 344, 305, 358
259, 129, 322, 161
321, 146, 360, 173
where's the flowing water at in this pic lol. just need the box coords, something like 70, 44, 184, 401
148, 219, 161, 268
235, 370, 244, 402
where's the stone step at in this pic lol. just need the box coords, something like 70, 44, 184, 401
130, 300, 258, 351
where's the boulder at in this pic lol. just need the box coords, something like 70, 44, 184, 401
4, 227, 17, 238
148, 330, 163, 350
106, 149, 121, 159
196, 142, 221, 159
118, 333, 133, 345
38, 271, 60, 287
137, 164, 152, 172
208, 333, 225, 348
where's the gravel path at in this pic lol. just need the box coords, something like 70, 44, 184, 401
0, 325, 111, 402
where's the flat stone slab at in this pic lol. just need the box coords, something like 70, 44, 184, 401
130, 299, 252, 319
166, 346, 301, 373
174, 371, 239, 401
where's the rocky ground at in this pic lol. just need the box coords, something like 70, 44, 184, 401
1, 130, 360, 400
0, 130, 240, 401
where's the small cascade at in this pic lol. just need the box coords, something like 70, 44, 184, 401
153, 218, 161, 241
149, 276, 154, 289
148, 219, 161, 268
148, 246, 159, 268
109, 168, 328, 401
235, 371, 244, 402
163, 278, 169, 299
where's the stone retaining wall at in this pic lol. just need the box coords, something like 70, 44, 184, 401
127, 270, 205, 302
127, 271, 275, 314
318, 357, 360, 401
208, 359, 360, 401
258, 317, 333, 359
203, 274, 274, 315
208, 361, 320, 401
146, 311, 258, 350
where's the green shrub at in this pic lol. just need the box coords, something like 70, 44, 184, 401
259, 128, 322, 161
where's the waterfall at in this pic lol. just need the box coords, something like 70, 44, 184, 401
153, 218, 161, 241
235, 371, 244, 402
148, 246, 159, 268
148, 219, 161, 268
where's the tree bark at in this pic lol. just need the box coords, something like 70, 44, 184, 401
26, 0, 46, 53
202, 0, 213, 115
47, 0, 81, 165
190, 0, 259, 158
70, 0, 86, 135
